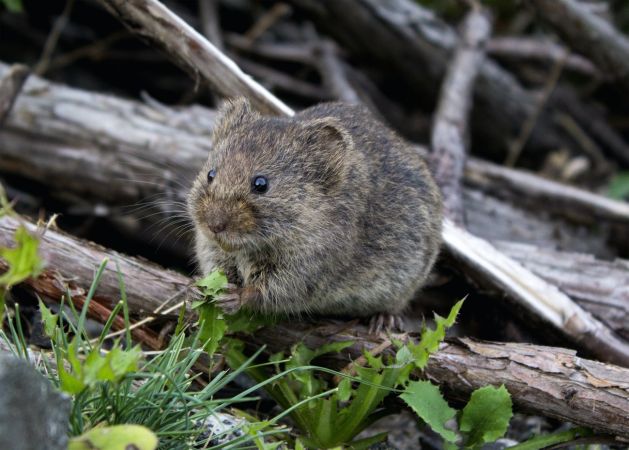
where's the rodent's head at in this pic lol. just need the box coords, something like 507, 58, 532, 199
188, 98, 355, 253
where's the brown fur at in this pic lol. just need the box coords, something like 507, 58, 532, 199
188, 98, 442, 318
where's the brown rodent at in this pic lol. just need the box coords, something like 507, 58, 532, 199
188, 98, 442, 324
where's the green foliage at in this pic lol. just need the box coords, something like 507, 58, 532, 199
401, 380, 458, 444
68, 425, 158, 450
227, 299, 470, 449
460, 385, 513, 448
607, 172, 629, 200
0, 0, 21, 13
0, 223, 44, 318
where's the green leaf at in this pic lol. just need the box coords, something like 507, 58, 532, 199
347, 432, 388, 450
58, 365, 85, 394
68, 424, 158, 450
401, 380, 458, 443
38, 299, 58, 338
196, 270, 228, 298
406, 298, 464, 369
607, 172, 629, 200
197, 302, 227, 356
507, 427, 592, 450
460, 385, 513, 448
0, 226, 44, 287
338, 377, 352, 402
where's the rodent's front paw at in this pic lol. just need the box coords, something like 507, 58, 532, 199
215, 284, 261, 315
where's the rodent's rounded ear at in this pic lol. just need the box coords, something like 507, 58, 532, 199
302, 117, 353, 151
300, 117, 354, 189
212, 97, 259, 140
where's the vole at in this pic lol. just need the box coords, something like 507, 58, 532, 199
188, 98, 442, 330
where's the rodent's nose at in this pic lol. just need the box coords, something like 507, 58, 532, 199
207, 217, 228, 234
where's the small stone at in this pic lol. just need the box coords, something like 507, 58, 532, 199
0, 353, 71, 450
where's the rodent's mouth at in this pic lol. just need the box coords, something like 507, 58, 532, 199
212, 232, 247, 252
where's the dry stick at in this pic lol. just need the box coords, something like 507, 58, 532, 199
34, 0, 76, 76
505, 53, 566, 167
317, 40, 362, 104
0, 64, 29, 127
242, 3, 292, 45
0, 214, 628, 438
462, 157, 629, 223
26, 1, 629, 365
198, 0, 223, 50
527, 0, 629, 95
487, 36, 598, 77
96, 0, 293, 116
431, 7, 491, 224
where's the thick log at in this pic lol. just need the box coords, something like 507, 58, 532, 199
496, 242, 629, 341
0, 214, 628, 438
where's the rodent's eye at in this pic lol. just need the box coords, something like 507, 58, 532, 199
252, 175, 269, 194
207, 168, 217, 184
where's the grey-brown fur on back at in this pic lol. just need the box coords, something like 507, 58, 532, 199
188, 99, 442, 317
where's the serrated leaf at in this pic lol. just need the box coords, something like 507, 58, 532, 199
460, 385, 513, 448
58, 365, 85, 394
407, 299, 464, 369
68, 424, 158, 450
38, 299, 58, 338
0, 226, 44, 287
401, 380, 458, 443
108, 345, 141, 377
196, 270, 228, 297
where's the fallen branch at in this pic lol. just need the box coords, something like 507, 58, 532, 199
431, 6, 491, 223
527, 0, 629, 95
1, 214, 628, 438
487, 36, 598, 77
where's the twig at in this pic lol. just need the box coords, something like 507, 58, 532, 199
317, 39, 362, 104
198, 0, 223, 50
236, 57, 331, 100
34, 0, 76, 76
0, 64, 29, 128
505, 53, 566, 167
46, 31, 129, 72
431, 7, 492, 223
487, 37, 598, 77
242, 3, 292, 45
225, 33, 317, 65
